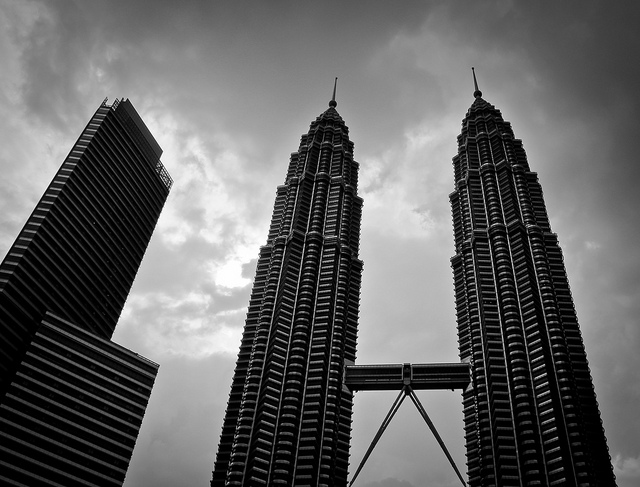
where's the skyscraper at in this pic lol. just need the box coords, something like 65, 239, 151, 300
0, 98, 171, 486
0, 312, 159, 486
212, 89, 363, 486
449, 73, 615, 485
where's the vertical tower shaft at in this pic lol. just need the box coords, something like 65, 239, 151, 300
212, 98, 363, 486
0, 98, 170, 486
0, 99, 171, 395
450, 86, 615, 485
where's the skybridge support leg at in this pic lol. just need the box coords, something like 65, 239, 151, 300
406, 387, 466, 487
348, 388, 407, 487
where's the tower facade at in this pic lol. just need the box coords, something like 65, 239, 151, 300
0, 98, 171, 391
0, 312, 159, 486
212, 95, 363, 486
0, 98, 171, 486
450, 81, 615, 485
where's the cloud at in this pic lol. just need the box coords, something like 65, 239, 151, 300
122, 353, 236, 487
360, 478, 416, 487
613, 453, 640, 485
119, 291, 248, 358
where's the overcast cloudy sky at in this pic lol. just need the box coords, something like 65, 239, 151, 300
1, 1, 639, 486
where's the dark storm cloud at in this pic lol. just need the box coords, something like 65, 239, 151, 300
5, 2, 108, 131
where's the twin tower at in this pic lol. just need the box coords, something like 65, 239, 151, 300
0, 79, 615, 486
211, 79, 616, 486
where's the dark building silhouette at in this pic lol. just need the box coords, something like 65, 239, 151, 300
212, 90, 363, 486
0, 99, 171, 486
0, 313, 158, 486
450, 74, 615, 485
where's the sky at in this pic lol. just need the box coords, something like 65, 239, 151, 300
1, 1, 639, 486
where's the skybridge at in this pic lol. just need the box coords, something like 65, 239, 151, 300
344, 362, 471, 487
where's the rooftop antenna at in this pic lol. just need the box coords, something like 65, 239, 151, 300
329, 77, 338, 108
472, 67, 482, 98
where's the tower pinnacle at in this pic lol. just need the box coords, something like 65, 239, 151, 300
329, 77, 338, 108
472, 67, 482, 98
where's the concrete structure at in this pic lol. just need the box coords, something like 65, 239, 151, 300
449, 72, 616, 485
0, 98, 171, 486
212, 87, 363, 486
0, 312, 158, 486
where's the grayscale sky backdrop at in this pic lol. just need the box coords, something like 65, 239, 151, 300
1, 1, 639, 486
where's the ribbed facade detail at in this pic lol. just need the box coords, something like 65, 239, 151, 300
0, 312, 158, 486
0, 98, 170, 485
0, 99, 171, 394
450, 93, 615, 486
212, 102, 363, 486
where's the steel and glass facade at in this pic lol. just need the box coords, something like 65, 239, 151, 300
0, 98, 170, 485
450, 89, 615, 485
0, 98, 171, 394
0, 312, 158, 486
212, 99, 363, 486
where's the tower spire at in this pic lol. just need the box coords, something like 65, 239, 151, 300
472, 67, 482, 98
329, 77, 338, 108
